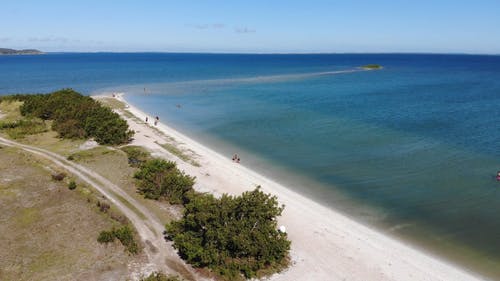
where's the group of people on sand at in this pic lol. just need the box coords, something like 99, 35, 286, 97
145, 116, 160, 126
232, 153, 240, 163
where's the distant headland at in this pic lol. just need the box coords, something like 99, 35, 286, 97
0, 48, 44, 55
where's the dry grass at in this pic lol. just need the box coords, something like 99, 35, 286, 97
69, 145, 178, 224
0, 100, 23, 121
0, 147, 143, 281
19, 130, 86, 156
97, 97, 126, 110
155, 141, 201, 167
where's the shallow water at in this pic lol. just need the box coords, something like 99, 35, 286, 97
2, 53, 500, 278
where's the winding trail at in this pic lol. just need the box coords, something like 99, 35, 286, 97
0, 136, 205, 281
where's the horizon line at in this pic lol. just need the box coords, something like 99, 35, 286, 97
37, 50, 500, 56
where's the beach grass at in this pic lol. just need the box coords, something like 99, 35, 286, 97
155, 141, 201, 167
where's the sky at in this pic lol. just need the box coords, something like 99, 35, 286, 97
1, 0, 500, 54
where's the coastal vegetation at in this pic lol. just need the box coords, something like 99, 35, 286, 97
122, 145, 152, 167
1, 89, 133, 145
1, 90, 290, 280
129, 152, 290, 279
156, 141, 201, 167
166, 188, 290, 279
0, 119, 48, 139
97, 225, 140, 254
361, 64, 382, 69
0, 147, 140, 280
134, 158, 196, 204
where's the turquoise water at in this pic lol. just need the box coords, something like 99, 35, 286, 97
1, 53, 500, 278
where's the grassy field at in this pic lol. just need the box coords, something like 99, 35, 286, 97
0, 146, 144, 281
0, 98, 186, 279
0, 97, 179, 237
0, 100, 23, 121
68, 145, 179, 224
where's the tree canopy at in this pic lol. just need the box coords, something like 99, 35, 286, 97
166, 187, 290, 279
18, 89, 133, 145
134, 158, 195, 204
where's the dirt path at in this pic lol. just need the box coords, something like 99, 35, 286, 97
0, 136, 205, 281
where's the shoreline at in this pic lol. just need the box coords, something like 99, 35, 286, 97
112, 93, 482, 280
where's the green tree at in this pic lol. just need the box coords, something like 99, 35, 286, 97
18, 89, 133, 145
134, 159, 195, 204
166, 187, 290, 279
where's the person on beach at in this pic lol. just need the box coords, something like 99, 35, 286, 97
145, 116, 148, 123
232, 154, 238, 162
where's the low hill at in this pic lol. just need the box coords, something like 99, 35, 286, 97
0, 48, 44, 55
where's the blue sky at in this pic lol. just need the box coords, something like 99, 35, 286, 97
1, 0, 499, 53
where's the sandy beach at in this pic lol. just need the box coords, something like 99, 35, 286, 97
111, 93, 483, 281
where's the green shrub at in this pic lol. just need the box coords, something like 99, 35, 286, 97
166, 187, 290, 279
97, 230, 115, 243
134, 159, 195, 204
18, 89, 133, 145
113, 225, 139, 254
97, 225, 139, 254
68, 180, 77, 190
121, 146, 151, 167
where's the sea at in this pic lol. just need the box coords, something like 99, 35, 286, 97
1, 53, 499, 279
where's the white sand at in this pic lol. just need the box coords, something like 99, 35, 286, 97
114, 94, 483, 281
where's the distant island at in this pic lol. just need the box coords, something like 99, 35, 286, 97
0, 48, 44, 55
361, 64, 383, 70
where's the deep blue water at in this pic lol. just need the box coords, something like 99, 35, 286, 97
1, 53, 500, 278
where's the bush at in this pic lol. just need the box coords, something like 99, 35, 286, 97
134, 159, 195, 204
166, 187, 291, 279
97, 230, 115, 243
18, 89, 133, 145
68, 180, 77, 190
113, 225, 139, 254
97, 225, 139, 254
121, 146, 151, 167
